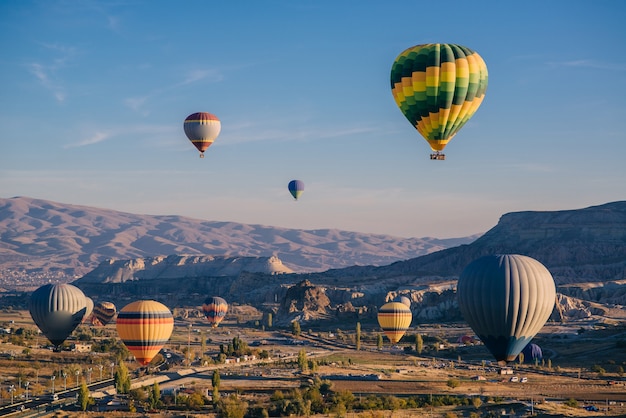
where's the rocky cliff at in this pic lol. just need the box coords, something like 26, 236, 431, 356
77, 254, 292, 283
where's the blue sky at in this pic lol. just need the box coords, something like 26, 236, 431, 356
1, 1, 625, 239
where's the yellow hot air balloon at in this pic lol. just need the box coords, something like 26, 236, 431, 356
377, 301, 412, 344
390, 43, 488, 160
116, 300, 174, 365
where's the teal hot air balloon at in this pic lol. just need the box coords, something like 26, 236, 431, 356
288, 180, 304, 200
456, 254, 556, 364
29, 284, 88, 347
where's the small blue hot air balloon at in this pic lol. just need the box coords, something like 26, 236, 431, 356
288, 180, 304, 201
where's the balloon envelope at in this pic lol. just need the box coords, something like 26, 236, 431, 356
29, 284, 87, 346
390, 43, 488, 154
457, 254, 556, 363
82, 297, 94, 323
377, 301, 412, 344
183, 112, 221, 157
521, 343, 543, 363
202, 296, 228, 328
394, 295, 411, 308
116, 300, 174, 365
288, 180, 304, 200
93, 301, 117, 326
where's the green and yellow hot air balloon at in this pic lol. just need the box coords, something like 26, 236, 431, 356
377, 301, 412, 344
390, 43, 488, 160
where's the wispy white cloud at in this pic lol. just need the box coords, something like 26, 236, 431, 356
64, 124, 176, 148
178, 69, 224, 85
27, 42, 78, 103
27, 62, 67, 102
64, 132, 110, 148
124, 97, 147, 111
547, 59, 626, 71
123, 67, 225, 113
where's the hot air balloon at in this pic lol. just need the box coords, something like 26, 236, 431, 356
29, 284, 87, 347
202, 296, 228, 328
456, 254, 556, 364
116, 300, 174, 365
183, 112, 221, 158
377, 301, 412, 344
520, 343, 543, 363
288, 180, 304, 201
390, 43, 488, 160
394, 295, 411, 308
93, 301, 117, 326
82, 297, 94, 324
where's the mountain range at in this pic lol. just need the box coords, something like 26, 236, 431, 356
72, 200, 626, 327
1, 196, 625, 326
0, 196, 477, 282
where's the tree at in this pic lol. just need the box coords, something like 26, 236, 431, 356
114, 362, 131, 394
201, 330, 207, 355
298, 349, 308, 373
212, 369, 221, 403
217, 393, 248, 418
78, 382, 93, 411
148, 381, 161, 410
376, 334, 383, 350
291, 321, 301, 337
446, 378, 460, 388
355, 322, 361, 351
415, 333, 423, 354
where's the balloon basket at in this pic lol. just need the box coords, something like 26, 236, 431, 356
430, 153, 445, 160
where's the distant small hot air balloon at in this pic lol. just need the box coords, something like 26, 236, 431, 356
520, 343, 543, 363
202, 296, 228, 328
377, 301, 412, 344
116, 300, 174, 365
29, 284, 87, 347
394, 295, 411, 308
93, 301, 117, 326
183, 112, 221, 158
457, 254, 556, 364
288, 180, 305, 201
390, 43, 488, 160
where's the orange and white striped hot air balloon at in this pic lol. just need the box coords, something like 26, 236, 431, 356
183, 112, 221, 158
